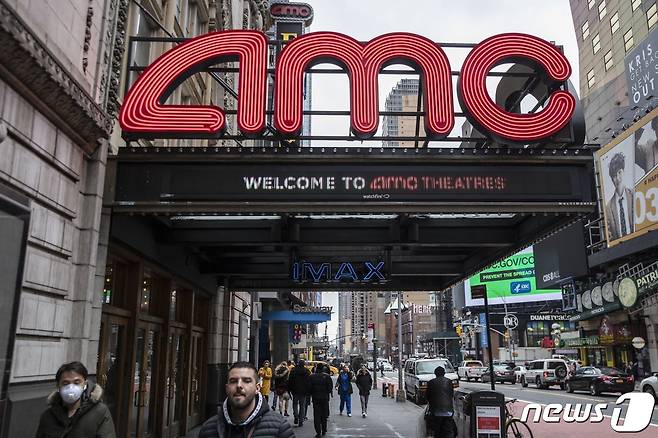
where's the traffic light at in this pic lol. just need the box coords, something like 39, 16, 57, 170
504, 330, 510, 340
456, 324, 463, 337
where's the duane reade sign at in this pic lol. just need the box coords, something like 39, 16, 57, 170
625, 28, 658, 105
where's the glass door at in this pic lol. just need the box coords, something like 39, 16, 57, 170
131, 322, 161, 438
98, 315, 129, 432
188, 331, 205, 427
164, 327, 186, 437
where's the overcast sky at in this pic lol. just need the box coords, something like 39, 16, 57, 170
309, 0, 579, 340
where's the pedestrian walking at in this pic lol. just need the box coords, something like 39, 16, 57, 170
273, 362, 291, 416
258, 360, 273, 402
355, 365, 373, 418
198, 361, 295, 438
335, 365, 354, 417
288, 359, 311, 427
424, 366, 456, 438
35, 361, 116, 438
379, 362, 385, 378
309, 365, 333, 438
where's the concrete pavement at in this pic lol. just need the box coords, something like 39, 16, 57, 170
291, 388, 425, 438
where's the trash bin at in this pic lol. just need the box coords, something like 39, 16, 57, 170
382, 382, 388, 397
452, 389, 505, 438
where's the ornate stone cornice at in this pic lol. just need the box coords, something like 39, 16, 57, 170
0, 0, 112, 150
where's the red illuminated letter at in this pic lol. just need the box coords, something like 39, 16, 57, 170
275, 32, 453, 139
120, 31, 267, 137
458, 33, 575, 143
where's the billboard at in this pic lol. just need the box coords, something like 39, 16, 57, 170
625, 27, 658, 105
534, 219, 588, 289
465, 246, 562, 306
596, 107, 658, 246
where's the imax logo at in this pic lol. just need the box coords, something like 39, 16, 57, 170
510, 280, 532, 294
520, 393, 654, 432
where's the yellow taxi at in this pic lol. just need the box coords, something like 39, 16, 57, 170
305, 360, 338, 376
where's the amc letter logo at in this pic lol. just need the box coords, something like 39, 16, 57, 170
521, 393, 654, 433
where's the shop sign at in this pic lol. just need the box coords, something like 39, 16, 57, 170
569, 300, 622, 322
270, 2, 314, 25
529, 313, 569, 321
292, 304, 332, 314
291, 261, 385, 283
564, 335, 599, 347
636, 266, 658, 295
120, 31, 575, 143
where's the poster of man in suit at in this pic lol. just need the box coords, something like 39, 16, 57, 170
597, 109, 658, 246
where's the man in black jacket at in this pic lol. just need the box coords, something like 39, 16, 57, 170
424, 366, 455, 438
288, 359, 311, 427
309, 365, 333, 437
198, 361, 295, 438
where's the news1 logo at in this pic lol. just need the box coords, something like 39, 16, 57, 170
510, 281, 532, 294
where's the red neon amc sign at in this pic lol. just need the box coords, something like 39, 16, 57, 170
119, 31, 575, 142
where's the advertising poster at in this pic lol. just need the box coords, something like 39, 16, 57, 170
465, 247, 562, 306
596, 107, 658, 246
476, 406, 501, 437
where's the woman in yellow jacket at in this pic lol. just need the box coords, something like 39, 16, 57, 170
258, 360, 273, 401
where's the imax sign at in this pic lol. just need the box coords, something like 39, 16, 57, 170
291, 261, 386, 283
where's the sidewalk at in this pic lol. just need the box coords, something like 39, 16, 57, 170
292, 388, 425, 438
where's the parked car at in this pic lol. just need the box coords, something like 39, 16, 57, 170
404, 357, 459, 404
640, 372, 658, 402
458, 360, 486, 381
513, 365, 527, 383
566, 366, 634, 396
523, 358, 568, 389
481, 365, 516, 384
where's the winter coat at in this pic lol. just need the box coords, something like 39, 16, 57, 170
426, 376, 454, 415
287, 365, 311, 396
309, 371, 333, 401
335, 371, 354, 396
356, 371, 373, 396
258, 366, 273, 395
273, 366, 290, 396
198, 393, 294, 438
35, 383, 116, 438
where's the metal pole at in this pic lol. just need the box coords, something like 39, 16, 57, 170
372, 338, 378, 389
397, 294, 406, 402
483, 291, 495, 391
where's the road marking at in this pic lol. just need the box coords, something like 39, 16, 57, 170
464, 381, 658, 410
385, 423, 406, 438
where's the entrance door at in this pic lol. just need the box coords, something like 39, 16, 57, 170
98, 315, 130, 432
130, 322, 161, 438
164, 327, 186, 437
188, 331, 205, 428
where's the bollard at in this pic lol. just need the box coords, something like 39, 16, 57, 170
389, 383, 395, 398
382, 382, 388, 397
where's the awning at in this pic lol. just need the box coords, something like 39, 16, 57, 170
262, 310, 331, 323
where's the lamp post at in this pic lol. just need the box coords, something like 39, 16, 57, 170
397, 294, 406, 402
372, 337, 378, 389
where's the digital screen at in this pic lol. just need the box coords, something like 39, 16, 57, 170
465, 246, 562, 306
117, 163, 588, 203
534, 219, 588, 289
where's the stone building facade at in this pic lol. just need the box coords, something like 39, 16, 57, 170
0, 1, 273, 437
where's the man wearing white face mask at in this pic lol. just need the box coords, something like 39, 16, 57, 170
35, 361, 116, 438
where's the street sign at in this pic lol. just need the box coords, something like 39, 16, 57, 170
503, 314, 519, 329
471, 284, 487, 300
